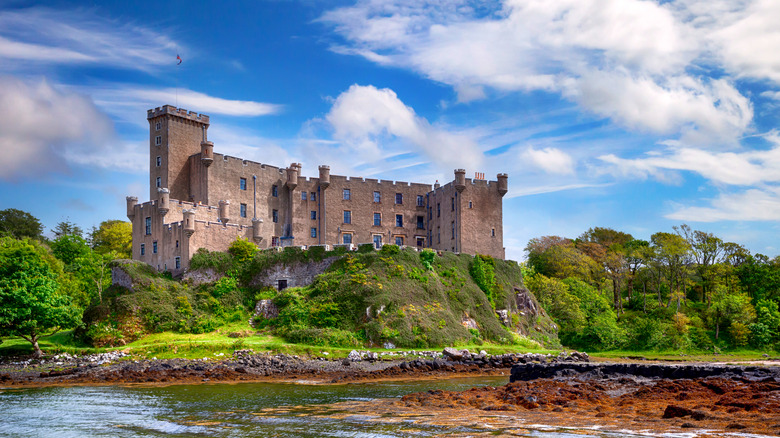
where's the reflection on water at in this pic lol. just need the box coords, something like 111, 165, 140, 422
0, 377, 651, 437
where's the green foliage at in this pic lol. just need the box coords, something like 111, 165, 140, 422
420, 248, 436, 271
0, 208, 43, 240
228, 237, 257, 263
51, 234, 91, 267
212, 275, 238, 298
470, 254, 499, 309
90, 220, 132, 258
0, 237, 80, 356
380, 244, 400, 255
357, 243, 375, 253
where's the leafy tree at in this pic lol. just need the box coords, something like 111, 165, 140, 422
675, 225, 723, 304
52, 220, 84, 238
90, 220, 132, 258
228, 237, 258, 263
0, 237, 79, 357
578, 227, 634, 314
0, 208, 43, 240
651, 232, 692, 312
707, 286, 755, 340
51, 234, 91, 267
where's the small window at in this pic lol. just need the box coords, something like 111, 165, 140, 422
343, 210, 352, 224
311, 227, 317, 238
155, 135, 162, 146
396, 214, 403, 227
240, 178, 247, 190
491, 228, 496, 237
301, 192, 307, 200
416, 237, 424, 247
437, 228, 441, 244
451, 221, 455, 239
437, 203, 440, 217
155, 121, 161, 131
373, 191, 381, 203
272, 236, 279, 247
395, 193, 403, 204
417, 195, 424, 207
176, 240, 179, 248
417, 216, 424, 229
153, 240, 158, 254
240, 203, 247, 218
156, 156, 161, 167
451, 197, 455, 211
140, 243, 145, 256
373, 213, 381, 226
311, 210, 317, 220
469, 201, 473, 209
272, 209, 278, 223
175, 257, 181, 269
395, 236, 404, 246
272, 185, 278, 197
343, 233, 352, 244
343, 188, 350, 200
373, 234, 382, 249
156, 176, 161, 188
145, 217, 151, 235
311, 192, 316, 201
428, 206, 432, 220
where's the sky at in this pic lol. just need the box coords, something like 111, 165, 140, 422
1, 0, 780, 261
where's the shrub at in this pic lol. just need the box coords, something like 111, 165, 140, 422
358, 243, 375, 253
729, 321, 750, 347
228, 237, 257, 263
420, 249, 436, 271
212, 275, 238, 298
380, 244, 400, 255
470, 254, 498, 308
749, 322, 772, 348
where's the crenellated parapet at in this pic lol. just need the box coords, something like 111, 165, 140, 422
147, 105, 210, 124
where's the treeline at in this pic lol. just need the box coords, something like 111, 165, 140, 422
0, 208, 131, 356
523, 225, 780, 352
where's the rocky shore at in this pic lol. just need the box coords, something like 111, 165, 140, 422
0, 349, 586, 387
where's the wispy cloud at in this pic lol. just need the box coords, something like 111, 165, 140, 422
666, 187, 780, 222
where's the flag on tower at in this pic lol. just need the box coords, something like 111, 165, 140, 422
176, 54, 182, 65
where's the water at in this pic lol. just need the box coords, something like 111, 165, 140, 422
0, 377, 655, 437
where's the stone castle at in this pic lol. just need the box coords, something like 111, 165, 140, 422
127, 105, 508, 275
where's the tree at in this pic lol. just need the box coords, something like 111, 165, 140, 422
90, 220, 132, 258
0, 208, 43, 240
707, 285, 755, 340
0, 237, 79, 357
651, 232, 692, 312
51, 234, 91, 267
52, 220, 83, 239
675, 225, 722, 305
578, 227, 633, 314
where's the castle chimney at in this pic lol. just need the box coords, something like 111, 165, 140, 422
218, 200, 230, 225
318, 165, 330, 189
157, 188, 170, 216
497, 173, 508, 197
454, 169, 466, 193
126, 196, 138, 221
286, 163, 298, 190
183, 209, 196, 237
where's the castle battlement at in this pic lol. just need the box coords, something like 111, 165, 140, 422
147, 105, 210, 124
212, 153, 282, 172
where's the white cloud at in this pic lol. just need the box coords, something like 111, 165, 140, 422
325, 84, 483, 170
320, 0, 773, 145
521, 146, 575, 175
123, 88, 282, 117
0, 7, 178, 72
666, 187, 780, 222
0, 76, 118, 181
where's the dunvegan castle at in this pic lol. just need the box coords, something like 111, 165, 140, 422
127, 105, 508, 275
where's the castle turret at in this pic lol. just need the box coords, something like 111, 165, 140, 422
318, 165, 330, 188
454, 169, 466, 193
126, 196, 137, 220
497, 173, 508, 197
183, 209, 195, 237
286, 163, 299, 190
201, 141, 214, 167
218, 200, 230, 225
157, 188, 170, 216
252, 218, 263, 243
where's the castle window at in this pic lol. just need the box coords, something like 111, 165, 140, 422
343, 233, 352, 244
240, 203, 247, 218
343, 210, 352, 224
437, 228, 441, 244
437, 203, 440, 217
373, 191, 381, 203
272, 237, 279, 247
155, 135, 162, 146
417, 195, 424, 207
310, 227, 317, 238
469, 201, 473, 209
395, 214, 403, 227
451, 221, 455, 239
491, 228, 496, 237
153, 241, 158, 254
301, 192, 307, 201
343, 188, 350, 200
176, 240, 179, 248
311, 192, 316, 201
310, 210, 316, 220
416, 237, 424, 247
145, 217, 151, 235
395, 193, 403, 204
373, 235, 382, 249
140, 243, 145, 256
373, 213, 381, 226
240, 178, 247, 190
156, 177, 161, 188
417, 216, 424, 229
272, 209, 278, 223
395, 236, 404, 246
428, 206, 432, 220
451, 197, 455, 211
156, 156, 161, 167
175, 257, 181, 269
272, 185, 278, 197
155, 122, 161, 131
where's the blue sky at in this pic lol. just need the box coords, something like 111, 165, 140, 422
2, 0, 780, 260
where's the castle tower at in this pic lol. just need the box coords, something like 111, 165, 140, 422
147, 105, 210, 201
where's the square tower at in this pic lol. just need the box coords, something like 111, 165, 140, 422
147, 106, 210, 201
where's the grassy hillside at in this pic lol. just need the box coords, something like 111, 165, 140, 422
78, 244, 559, 350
